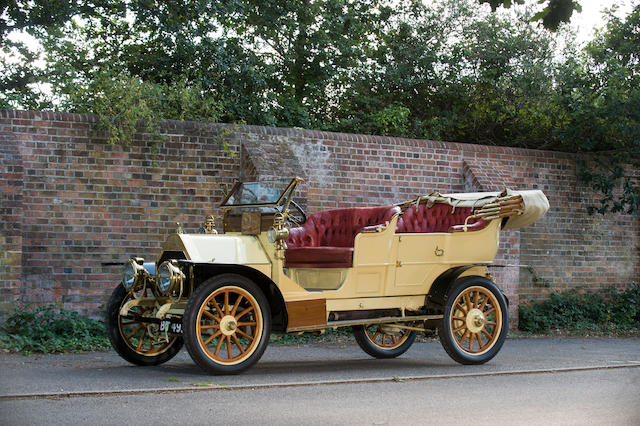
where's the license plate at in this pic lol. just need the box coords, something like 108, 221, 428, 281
160, 320, 182, 334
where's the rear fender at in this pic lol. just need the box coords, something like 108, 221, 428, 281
427, 266, 482, 309
427, 266, 509, 309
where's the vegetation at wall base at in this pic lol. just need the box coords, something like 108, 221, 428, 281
518, 284, 640, 335
0, 304, 111, 354
270, 327, 354, 346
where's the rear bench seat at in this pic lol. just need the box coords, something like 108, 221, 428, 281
285, 203, 488, 269
285, 206, 401, 268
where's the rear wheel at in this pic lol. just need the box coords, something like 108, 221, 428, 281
353, 323, 417, 359
106, 284, 183, 366
438, 276, 508, 365
183, 274, 271, 374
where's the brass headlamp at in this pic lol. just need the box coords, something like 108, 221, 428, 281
121, 257, 148, 291
156, 260, 185, 294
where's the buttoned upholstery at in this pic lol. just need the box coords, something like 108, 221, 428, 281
395, 203, 487, 233
286, 206, 401, 268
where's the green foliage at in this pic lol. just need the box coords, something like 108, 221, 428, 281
69, 69, 223, 146
479, 0, 581, 31
0, 304, 111, 354
374, 104, 411, 136
519, 284, 640, 334
270, 327, 353, 345
558, 6, 640, 215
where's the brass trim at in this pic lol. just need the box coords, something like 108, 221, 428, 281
119, 298, 158, 316
123, 258, 149, 292
201, 215, 218, 234
155, 303, 172, 320
156, 260, 185, 295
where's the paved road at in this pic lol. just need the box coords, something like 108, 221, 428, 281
1, 337, 639, 425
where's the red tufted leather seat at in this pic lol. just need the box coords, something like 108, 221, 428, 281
395, 203, 487, 233
286, 206, 401, 268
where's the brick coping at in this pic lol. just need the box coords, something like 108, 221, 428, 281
0, 109, 574, 160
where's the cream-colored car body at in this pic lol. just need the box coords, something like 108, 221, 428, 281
138, 180, 549, 333
111, 178, 550, 376
160, 209, 501, 331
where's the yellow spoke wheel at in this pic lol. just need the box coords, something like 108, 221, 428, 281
196, 286, 263, 365
353, 323, 417, 359
106, 284, 183, 366
438, 277, 508, 365
184, 274, 271, 374
449, 286, 502, 355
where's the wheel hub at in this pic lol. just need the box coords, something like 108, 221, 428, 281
466, 308, 485, 333
220, 315, 238, 336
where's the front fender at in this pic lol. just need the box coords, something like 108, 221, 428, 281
179, 261, 288, 332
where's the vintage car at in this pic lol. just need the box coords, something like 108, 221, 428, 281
106, 177, 549, 374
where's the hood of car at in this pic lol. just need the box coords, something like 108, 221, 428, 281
161, 233, 270, 265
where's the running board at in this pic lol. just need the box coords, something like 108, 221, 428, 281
286, 314, 443, 333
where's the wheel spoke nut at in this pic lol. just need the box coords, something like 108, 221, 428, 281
473, 314, 484, 328
465, 308, 485, 333
220, 315, 238, 335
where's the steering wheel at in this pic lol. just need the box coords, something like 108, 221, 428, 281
276, 200, 307, 227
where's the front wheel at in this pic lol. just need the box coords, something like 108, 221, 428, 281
106, 284, 183, 366
438, 276, 508, 365
183, 274, 271, 374
353, 323, 417, 359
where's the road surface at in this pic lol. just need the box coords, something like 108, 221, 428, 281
1, 337, 638, 425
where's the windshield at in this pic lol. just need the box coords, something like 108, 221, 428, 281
220, 179, 296, 207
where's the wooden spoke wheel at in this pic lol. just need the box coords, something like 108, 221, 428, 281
183, 274, 271, 374
353, 323, 417, 359
438, 276, 508, 365
106, 284, 183, 366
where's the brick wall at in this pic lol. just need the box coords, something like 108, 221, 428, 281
0, 110, 241, 315
0, 130, 23, 311
237, 125, 639, 325
1, 110, 638, 328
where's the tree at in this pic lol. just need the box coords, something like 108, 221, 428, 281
556, 5, 640, 214
480, 0, 582, 30
332, 0, 564, 148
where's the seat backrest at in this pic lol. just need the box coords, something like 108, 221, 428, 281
396, 203, 479, 233
288, 205, 401, 248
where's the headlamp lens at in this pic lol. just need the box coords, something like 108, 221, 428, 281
122, 262, 136, 289
267, 227, 277, 243
157, 263, 172, 292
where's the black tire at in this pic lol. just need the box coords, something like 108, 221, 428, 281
183, 274, 271, 375
353, 324, 417, 359
106, 283, 183, 366
438, 276, 508, 365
